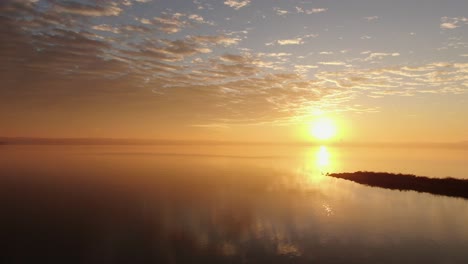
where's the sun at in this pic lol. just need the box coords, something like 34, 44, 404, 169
310, 117, 336, 140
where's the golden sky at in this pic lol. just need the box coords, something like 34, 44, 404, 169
1, 0, 467, 142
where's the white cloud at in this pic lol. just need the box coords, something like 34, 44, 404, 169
365, 52, 400, 61
315, 62, 468, 98
189, 35, 241, 46
277, 38, 304, 45
441, 22, 458, 29
295, 64, 318, 74
258, 52, 292, 57
189, 14, 204, 22
274, 7, 289, 16
304, 34, 319, 38
363, 16, 379, 21
137, 12, 214, 33
122, 0, 132, 6
224, 0, 250, 10
267, 34, 317, 46
305, 8, 327, 14
318, 61, 347, 66
294, 6, 327, 14
138, 18, 151, 24
91, 24, 120, 34
53, 2, 122, 16
153, 15, 187, 33
188, 14, 215, 25
440, 17, 468, 29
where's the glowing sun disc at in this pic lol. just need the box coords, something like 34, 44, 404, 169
311, 118, 336, 140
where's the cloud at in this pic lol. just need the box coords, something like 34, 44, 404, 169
122, 0, 132, 6
363, 16, 379, 21
293, 6, 327, 14
137, 18, 152, 25
441, 22, 458, 29
121, 0, 152, 5
188, 14, 204, 22
2, 0, 466, 128
91, 24, 121, 34
294, 65, 319, 74
364, 52, 400, 61
53, 2, 122, 17
318, 61, 347, 66
0, 17, 131, 94
305, 8, 327, 14
274, 7, 289, 16
152, 13, 189, 34
314, 62, 468, 97
126, 37, 222, 64
0, 1, 242, 93
0, 0, 337, 127
440, 17, 468, 29
193, 0, 213, 10
268, 35, 317, 46
276, 10, 289, 16
138, 12, 214, 34
189, 35, 241, 46
122, 25, 150, 33
161, 39, 212, 56
295, 6, 304, 13
220, 54, 251, 63
277, 38, 304, 45
188, 14, 215, 25
155, 61, 468, 124
224, 0, 251, 10
258, 52, 292, 58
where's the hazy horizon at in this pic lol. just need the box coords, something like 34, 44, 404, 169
1, 136, 468, 147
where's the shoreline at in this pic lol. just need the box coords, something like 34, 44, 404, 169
328, 171, 468, 200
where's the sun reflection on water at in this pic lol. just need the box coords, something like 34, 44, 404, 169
300, 145, 339, 186
316, 146, 330, 170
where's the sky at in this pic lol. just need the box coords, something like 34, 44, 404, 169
1, 0, 467, 143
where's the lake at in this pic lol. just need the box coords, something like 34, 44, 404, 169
1, 145, 467, 263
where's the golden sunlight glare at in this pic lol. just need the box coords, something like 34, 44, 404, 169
310, 117, 336, 140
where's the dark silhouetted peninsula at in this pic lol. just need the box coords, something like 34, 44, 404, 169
328, 171, 468, 200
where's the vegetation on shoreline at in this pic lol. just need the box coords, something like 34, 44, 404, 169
328, 171, 468, 200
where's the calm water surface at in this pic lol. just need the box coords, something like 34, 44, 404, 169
1, 145, 467, 263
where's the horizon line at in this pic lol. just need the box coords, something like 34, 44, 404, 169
0, 136, 467, 148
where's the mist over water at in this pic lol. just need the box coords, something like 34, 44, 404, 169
1, 145, 468, 263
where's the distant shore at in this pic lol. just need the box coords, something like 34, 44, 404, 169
328, 171, 468, 200
0, 137, 467, 149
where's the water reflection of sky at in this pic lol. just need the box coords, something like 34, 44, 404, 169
1, 146, 468, 263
